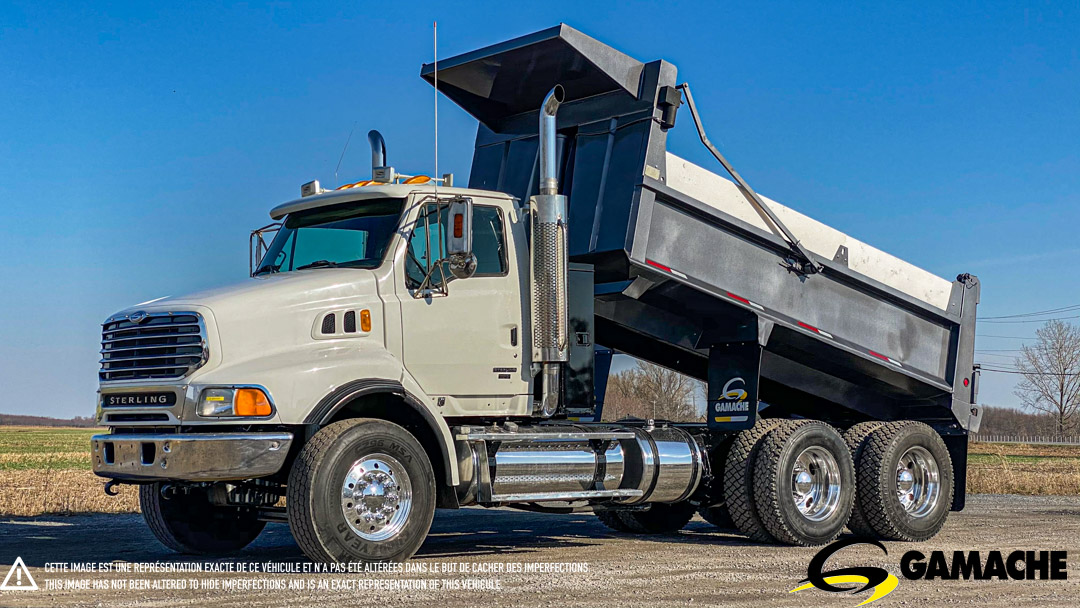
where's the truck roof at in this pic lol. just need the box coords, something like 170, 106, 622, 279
270, 184, 511, 220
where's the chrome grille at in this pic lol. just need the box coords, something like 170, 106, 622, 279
100, 312, 207, 382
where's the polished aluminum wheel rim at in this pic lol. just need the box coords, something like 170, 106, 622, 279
896, 446, 940, 518
790, 446, 842, 522
340, 453, 412, 542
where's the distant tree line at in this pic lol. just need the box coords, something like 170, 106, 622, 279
0, 414, 99, 427
975, 404, 1079, 438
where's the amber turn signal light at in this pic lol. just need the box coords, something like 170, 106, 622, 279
234, 388, 273, 416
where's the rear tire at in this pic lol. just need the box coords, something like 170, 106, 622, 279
613, 502, 697, 534
287, 418, 436, 563
854, 421, 953, 542
595, 509, 635, 532
140, 483, 265, 555
842, 421, 886, 536
752, 421, 855, 546
698, 505, 734, 529
723, 419, 786, 543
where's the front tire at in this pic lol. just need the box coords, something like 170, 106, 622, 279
140, 483, 265, 555
287, 419, 436, 563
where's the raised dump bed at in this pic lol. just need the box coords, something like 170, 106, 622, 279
424, 24, 979, 436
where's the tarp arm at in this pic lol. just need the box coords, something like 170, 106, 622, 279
677, 82, 823, 275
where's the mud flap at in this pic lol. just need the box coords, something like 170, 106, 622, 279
706, 341, 762, 431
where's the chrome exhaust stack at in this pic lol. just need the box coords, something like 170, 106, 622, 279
531, 85, 568, 418
538, 85, 564, 197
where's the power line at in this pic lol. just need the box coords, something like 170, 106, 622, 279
981, 315, 1080, 324
981, 303, 1080, 320
977, 334, 1033, 340
980, 366, 1080, 377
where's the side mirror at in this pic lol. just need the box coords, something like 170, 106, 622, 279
445, 198, 476, 279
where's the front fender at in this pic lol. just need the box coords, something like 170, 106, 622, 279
187, 342, 395, 419
304, 378, 459, 486
187, 343, 459, 485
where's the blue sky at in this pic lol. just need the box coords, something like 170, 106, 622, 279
1, 1, 1077, 418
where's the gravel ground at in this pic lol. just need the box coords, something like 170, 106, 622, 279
0, 494, 1077, 607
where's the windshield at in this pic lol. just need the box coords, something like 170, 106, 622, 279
254, 198, 404, 275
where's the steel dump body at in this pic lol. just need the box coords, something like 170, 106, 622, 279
423, 24, 980, 433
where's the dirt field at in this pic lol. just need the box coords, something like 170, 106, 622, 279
968, 441, 1080, 495
0, 427, 138, 515
0, 495, 1076, 607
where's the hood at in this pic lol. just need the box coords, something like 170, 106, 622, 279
109, 270, 384, 375
115, 270, 380, 319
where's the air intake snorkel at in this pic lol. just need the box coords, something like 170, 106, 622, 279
367, 130, 387, 174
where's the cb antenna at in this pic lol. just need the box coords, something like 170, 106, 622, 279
334, 122, 357, 187
433, 20, 439, 197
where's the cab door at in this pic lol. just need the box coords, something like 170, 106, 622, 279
395, 197, 530, 415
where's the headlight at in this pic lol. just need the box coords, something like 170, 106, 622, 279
198, 387, 273, 417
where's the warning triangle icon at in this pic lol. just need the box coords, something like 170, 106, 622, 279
0, 557, 38, 591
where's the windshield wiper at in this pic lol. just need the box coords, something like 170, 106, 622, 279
253, 264, 281, 276
296, 260, 340, 270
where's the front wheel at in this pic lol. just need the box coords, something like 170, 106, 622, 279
140, 483, 266, 555
287, 419, 436, 563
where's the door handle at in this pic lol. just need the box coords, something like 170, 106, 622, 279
510, 327, 518, 347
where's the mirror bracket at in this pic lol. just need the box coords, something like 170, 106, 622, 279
250, 222, 282, 276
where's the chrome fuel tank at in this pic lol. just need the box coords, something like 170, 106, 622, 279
455, 424, 703, 506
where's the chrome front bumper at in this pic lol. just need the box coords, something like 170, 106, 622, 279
91, 432, 293, 481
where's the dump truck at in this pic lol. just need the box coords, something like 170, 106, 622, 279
91, 24, 980, 563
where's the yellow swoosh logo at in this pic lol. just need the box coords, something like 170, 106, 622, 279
789, 574, 899, 606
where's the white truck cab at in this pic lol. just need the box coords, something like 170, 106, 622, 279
95, 183, 533, 476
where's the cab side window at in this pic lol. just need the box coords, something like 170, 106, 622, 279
405, 203, 507, 290
472, 206, 507, 276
